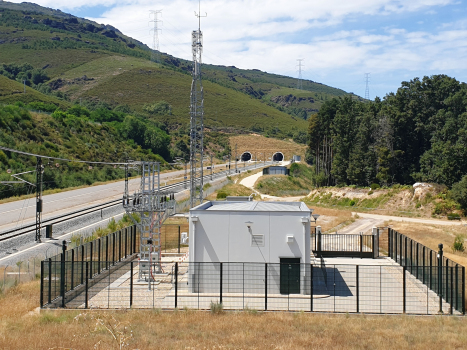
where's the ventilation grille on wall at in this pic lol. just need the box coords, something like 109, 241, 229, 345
251, 234, 264, 247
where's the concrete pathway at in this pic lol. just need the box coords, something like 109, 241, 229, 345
239, 161, 308, 202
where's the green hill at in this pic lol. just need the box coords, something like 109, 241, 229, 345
0, 1, 349, 137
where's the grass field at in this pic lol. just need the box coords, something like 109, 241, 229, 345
1, 281, 467, 349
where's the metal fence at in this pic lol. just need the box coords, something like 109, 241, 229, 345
311, 232, 378, 259
160, 224, 189, 253
388, 228, 465, 314
40, 225, 139, 307
41, 261, 463, 314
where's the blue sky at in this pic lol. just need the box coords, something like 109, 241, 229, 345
10, 0, 467, 99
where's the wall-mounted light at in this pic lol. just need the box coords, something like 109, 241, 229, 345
287, 235, 294, 243
245, 221, 254, 229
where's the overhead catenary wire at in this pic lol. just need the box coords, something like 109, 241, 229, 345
0, 146, 130, 165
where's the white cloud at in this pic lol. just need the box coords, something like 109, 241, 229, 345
6, 0, 467, 96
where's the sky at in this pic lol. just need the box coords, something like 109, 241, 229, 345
9, 0, 467, 99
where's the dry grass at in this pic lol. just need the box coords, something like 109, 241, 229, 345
387, 222, 467, 267
1, 281, 467, 349
230, 134, 306, 160
311, 207, 354, 232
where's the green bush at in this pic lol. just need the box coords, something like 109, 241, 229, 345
370, 183, 381, 190
216, 191, 228, 199
447, 213, 461, 220
453, 235, 465, 252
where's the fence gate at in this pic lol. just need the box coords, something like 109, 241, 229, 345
311, 229, 379, 259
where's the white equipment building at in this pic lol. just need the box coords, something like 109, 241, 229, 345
188, 201, 312, 295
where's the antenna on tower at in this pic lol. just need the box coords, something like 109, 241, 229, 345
149, 10, 162, 63
364, 73, 370, 100
297, 59, 304, 90
189, 1, 207, 208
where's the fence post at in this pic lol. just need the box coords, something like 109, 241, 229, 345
81, 245, 84, 285
404, 237, 407, 267
450, 266, 454, 315
60, 240, 66, 308
462, 266, 465, 315
356, 265, 359, 313
395, 230, 398, 263
388, 229, 391, 259
220, 262, 223, 305
175, 262, 178, 309
71, 249, 75, 291
438, 243, 443, 314
125, 229, 128, 258
416, 243, 419, 279
430, 250, 433, 291
106, 235, 109, 270
85, 261, 89, 309
446, 260, 450, 307
403, 266, 406, 313
113, 232, 116, 264
90, 241, 93, 277
178, 225, 181, 254
119, 230, 122, 262
456, 264, 459, 312
422, 246, 425, 284
130, 261, 133, 308
265, 263, 268, 311
48, 258, 52, 305
98, 238, 101, 273
40, 260, 44, 307
310, 264, 313, 312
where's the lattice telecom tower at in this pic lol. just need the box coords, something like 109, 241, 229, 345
364, 73, 370, 100
123, 162, 175, 281
297, 59, 304, 90
149, 10, 162, 63
189, 5, 207, 208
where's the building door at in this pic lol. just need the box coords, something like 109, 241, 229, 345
280, 258, 301, 294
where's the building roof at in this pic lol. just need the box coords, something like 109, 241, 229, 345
191, 201, 310, 212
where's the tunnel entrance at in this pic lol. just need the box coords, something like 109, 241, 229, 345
241, 152, 252, 162
273, 152, 284, 162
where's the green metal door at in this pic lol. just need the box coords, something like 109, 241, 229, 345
280, 258, 301, 294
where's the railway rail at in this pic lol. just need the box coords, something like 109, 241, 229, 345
0, 161, 273, 243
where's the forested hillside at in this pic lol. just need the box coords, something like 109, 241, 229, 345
307, 75, 467, 188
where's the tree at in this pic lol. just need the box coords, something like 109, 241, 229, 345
451, 175, 467, 211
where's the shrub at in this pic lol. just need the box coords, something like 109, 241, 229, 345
447, 213, 461, 220
349, 199, 356, 206
216, 191, 228, 199
210, 301, 224, 314
370, 183, 380, 190
453, 235, 465, 252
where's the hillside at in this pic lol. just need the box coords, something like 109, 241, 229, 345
0, 104, 168, 199
0, 1, 347, 137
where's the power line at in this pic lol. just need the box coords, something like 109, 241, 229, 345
0, 146, 128, 165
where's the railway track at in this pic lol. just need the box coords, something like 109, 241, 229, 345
0, 162, 272, 243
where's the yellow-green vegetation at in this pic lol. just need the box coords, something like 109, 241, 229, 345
2, 280, 467, 349
205, 180, 254, 201
255, 163, 313, 197
0, 75, 70, 108
70, 214, 138, 247
303, 184, 465, 219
